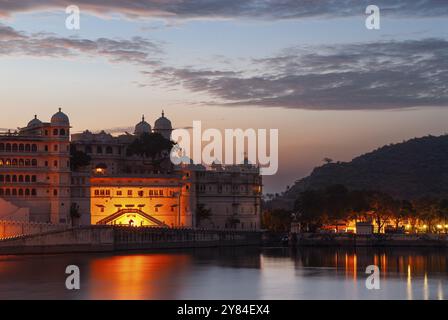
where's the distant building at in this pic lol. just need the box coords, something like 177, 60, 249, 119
356, 222, 374, 235
191, 162, 262, 230
0, 110, 262, 230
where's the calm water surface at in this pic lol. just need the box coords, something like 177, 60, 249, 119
0, 247, 447, 300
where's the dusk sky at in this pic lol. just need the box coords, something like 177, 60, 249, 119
1, 0, 448, 193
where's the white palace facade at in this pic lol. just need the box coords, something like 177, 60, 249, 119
0, 110, 262, 230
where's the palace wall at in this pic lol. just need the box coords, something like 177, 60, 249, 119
0, 220, 68, 239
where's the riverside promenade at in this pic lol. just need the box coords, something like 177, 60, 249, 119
291, 232, 448, 247
0, 224, 263, 255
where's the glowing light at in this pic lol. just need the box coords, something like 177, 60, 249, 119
95, 168, 105, 174
437, 224, 443, 229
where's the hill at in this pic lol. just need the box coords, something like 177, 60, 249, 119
281, 134, 448, 204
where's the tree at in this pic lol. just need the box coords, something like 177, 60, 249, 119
323, 184, 350, 222
70, 203, 81, 227
398, 200, 417, 232
127, 132, 175, 159
70, 146, 91, 171
438, 199, 448, 228
323, 157, 333, 164
389, 199, 404, 229
414, 197, 439, 233
294, 190, 326, 231
348, 190, 371, 221
261, 209, 292, 232
196, 204, 212, 228
367, 192, 395, 234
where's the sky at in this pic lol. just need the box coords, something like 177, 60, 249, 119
0, 0, 447, 193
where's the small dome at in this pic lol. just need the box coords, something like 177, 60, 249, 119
27, 115, 42, 128
134, 115, 151, 135
154, 110, 172, 131
51, 108, 70, 125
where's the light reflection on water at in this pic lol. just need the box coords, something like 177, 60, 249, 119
0, 247, 446, 300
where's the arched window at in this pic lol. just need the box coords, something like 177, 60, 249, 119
25, 159, 30, 166
12, 175, 17, 182
18, 159, 24, 166
5, 189, 10, 196
12, 144, 18, 152
19, 144, 24, 152
11, 159, 17, 166
0, 175, 3, 182
18, 175, 23, 182
31, 144, 37, 152
31, 175, 36, 183
53, 129, 58, 136
12, 189, 17, 196
31, 189, 36, 196
31, 159, 37, 166
6, 144, 11, 152
25, 144, 30, 152
106, 146, 113, 154
5, 175, 10, 182
0, 143, 4, 152
0, 189, 3, 196
18, 189, 23, 196
25, 175, 30, 183
0, 159, 3, 166
25, 189, 31, 196
60, 129, 66, 136
97, 146, 103, 154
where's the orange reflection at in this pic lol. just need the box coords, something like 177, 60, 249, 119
87, 254, 191, 300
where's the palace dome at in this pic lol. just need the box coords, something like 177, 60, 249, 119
154, 111, 172, 131
51, 108, 70, 126
134, 115, 151, 135
27, 115, 42, 128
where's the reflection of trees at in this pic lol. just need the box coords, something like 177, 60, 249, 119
290, 247, 448, 277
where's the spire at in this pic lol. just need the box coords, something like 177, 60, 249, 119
162, 110, 165, 118
142, 114, 145, 122
58, 107, 62, 112
34, 115, 37, 119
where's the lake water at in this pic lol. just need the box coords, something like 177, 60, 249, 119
0, 246, 446, 300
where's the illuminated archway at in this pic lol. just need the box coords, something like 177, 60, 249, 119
96, 209, 168, 227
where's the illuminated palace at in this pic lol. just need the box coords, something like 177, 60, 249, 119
0, 110, 262, 230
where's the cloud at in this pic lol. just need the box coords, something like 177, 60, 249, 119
0, 24, 25, 39
1, 24, 447, 111
0, 0, 447, 19
0, 24, 162, 65
146, 39, 448, 110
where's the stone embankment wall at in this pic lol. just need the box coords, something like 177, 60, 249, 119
0, 225, 263, 254
0, 220, 67, 240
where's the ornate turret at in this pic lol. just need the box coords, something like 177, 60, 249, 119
134, 115, 151, 135
51, 108, 70, 126
153, 110, 172, 140
27, 115, 42, 128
